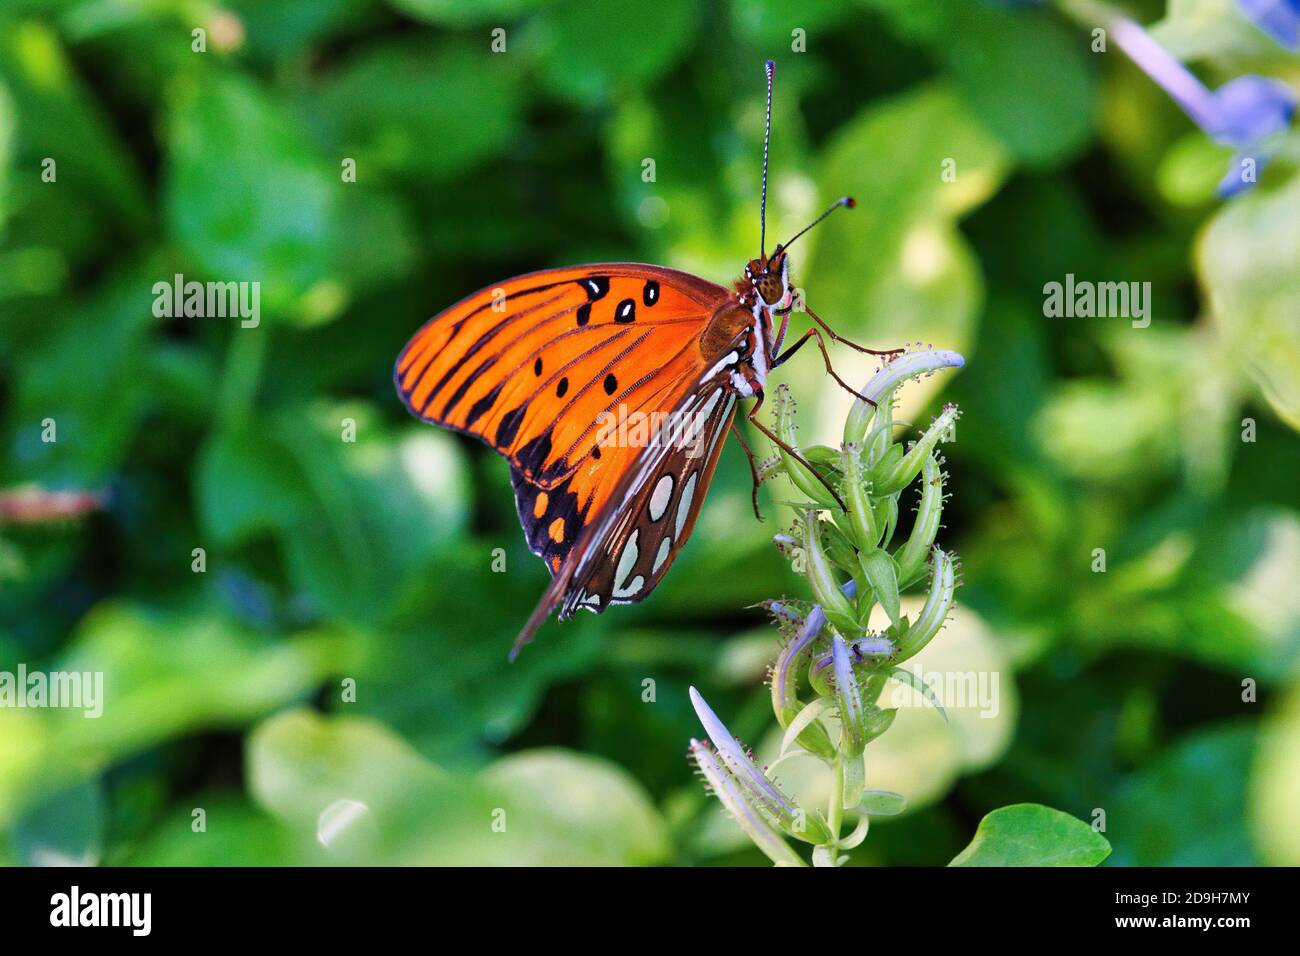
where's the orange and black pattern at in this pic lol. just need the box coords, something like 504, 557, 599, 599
395, 264, 730, 569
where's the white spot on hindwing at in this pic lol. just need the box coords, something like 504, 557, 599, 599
649, 474, 674, 522
675, 471, 698, 540
613, 529, 643, 598
653, 536, 672, 573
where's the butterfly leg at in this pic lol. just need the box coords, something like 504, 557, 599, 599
730, 421, 765, 521
804, 305, 906, 357
774, 327, 879, 407
745, 393, 847, 513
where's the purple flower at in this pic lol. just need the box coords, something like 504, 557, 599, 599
1237, 0, 1300, 49
688, 739, 805, 866
770, 580, 856, 723
831, 636, 867, 755
688, 688, 832, 846
688, 687, 799, 823
1111, 17, 1296, 196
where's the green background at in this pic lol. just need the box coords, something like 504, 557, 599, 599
1, 0, 1297, 865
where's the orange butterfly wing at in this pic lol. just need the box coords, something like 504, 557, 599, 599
395, 264, 735, 579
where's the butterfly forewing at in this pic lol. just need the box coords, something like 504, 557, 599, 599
395, 265, 726, 486
506, 374, 739, 655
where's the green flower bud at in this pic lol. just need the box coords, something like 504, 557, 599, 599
896, 454, 944, 588
832, 636, 867, 756
894, 548, 957, 662
841, 443, 879, 552
843, 349, 966, 445
821, 518, 860, 576
868, 404, 960, 497
801, 510, 859, 635
774, 385, 839, 509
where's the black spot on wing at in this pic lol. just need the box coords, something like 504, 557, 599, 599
643, 280, 659, 306
515, 428, 555, 479
603, 373, 617, 395
496, 404, 527, 448
580, 276, 610, 301
440, 356, 498, 419
463, 382, 502, 430
556, 377, 569, 398
614, 299, 636, 323
576, 303, 591, 327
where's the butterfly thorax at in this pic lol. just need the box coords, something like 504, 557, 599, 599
702, 246, 794, 398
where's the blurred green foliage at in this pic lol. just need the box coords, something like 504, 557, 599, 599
0, 0, 1297, 866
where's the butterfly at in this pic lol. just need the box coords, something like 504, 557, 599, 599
395, 61, 900, 658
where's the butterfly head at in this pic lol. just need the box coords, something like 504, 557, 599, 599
742, 246, 792, 311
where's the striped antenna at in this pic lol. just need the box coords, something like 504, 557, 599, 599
760, 60, 775, 260
782, 196, 856, 250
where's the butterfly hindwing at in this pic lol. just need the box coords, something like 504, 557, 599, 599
560, 382, 738, 618
504, 375, 737, 653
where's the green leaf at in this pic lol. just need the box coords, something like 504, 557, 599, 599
1157, 132, 1236, 207
225, 0, 382, 62
317, 38, 525, 182
11, 779, 104, 866
859, 790, 907, 816
480, 750, 671, 865
1151, 0, 1296, 65
1252, 682, 1300, 865
534, 0, 697, 104
730, 0, 856, 46
858, 549, 902, 627
941, 4, 1095, 168
164, 73, 342, 324
6, 258, 160, 483
0, 604, 354, 827
196, 419, 308, 547
861, 0, 950, 44
0, 20, 149, 267
1199, 171, 1300, 431
122, 794, 298, 866
801, 84, 1008, 411
279, 414, 471, 623
779, 696, 834, 758
353, 540, 603, 756
388, 0, 546, 26
886, 665, 948, 722
949, 804, 1111, 867
247, 711, 670, 865
1110, 722, 1259, 866
196, 405, 471, 624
